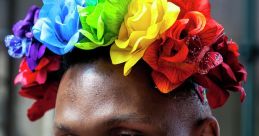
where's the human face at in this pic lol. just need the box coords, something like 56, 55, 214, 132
54, 58, 198, 136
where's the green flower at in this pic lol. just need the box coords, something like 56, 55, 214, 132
76, 0, 131, 50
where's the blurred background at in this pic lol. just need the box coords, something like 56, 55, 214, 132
0, 0, 258, 135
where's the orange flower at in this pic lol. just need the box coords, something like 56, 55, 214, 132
144, 38, 196, 93
144, 0, 224, 93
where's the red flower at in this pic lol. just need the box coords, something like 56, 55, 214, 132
14, 55, 61, 121
170, 0, 224, 49
170, 0, 211, 19
193, 36, 247, 108
15, 56, 61, 86
144, 38, 196, 93
19, 81, 59, 121
144, 0, 224, 93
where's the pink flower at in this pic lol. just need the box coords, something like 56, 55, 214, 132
15, 56, 61, 86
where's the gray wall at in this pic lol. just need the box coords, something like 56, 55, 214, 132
256, 0, 259, 135
0, 0, 9, 135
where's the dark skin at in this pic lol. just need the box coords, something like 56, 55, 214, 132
54, 58, 220, 136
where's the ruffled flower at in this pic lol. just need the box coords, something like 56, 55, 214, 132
26, 42, 46, 71
144, 0, 224, 93
4, 5, 46, 70
170, 0, 211, 18
193, 36, 247, 108
15, 56, 61, 87
110, 0, 180, 76
144, 38, 196, 93
33, 0, 85, 55
4, 35, 31, 58
19, 81, 59, 121
14, 55, 61, 121
12, 5, 40, 38
76, 0, 131, 50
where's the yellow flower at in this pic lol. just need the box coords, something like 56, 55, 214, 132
110, 0, 180, 76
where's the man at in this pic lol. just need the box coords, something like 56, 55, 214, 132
3, 0, 246, 135
54, 49, 219, 136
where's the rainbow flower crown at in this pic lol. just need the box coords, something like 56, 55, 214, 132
4, 0, 247, 121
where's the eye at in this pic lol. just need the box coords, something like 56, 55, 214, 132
110, 128, 144, 136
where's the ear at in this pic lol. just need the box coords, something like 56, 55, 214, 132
193, 117, 220, 136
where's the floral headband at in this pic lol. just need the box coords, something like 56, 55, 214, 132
4, 0, 247, 121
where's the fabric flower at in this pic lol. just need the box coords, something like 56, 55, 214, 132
75, 0, 131, 50
19, 81, 59, 121
26, 42, 46, 71
4, 35, 32, 58
4, 5, 46, 70
170, 0, 211, 19
169, 0, 224, 47
12, 5, 40, 38
143, 0, 224, 93
14, 5, 46, 71
110, 0, 180, 76
193, 36, 247, 108
33, 0, 85, 55
15, 56, 61, 87
144, 38, 196, 93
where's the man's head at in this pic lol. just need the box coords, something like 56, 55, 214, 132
54, 49, 220, 136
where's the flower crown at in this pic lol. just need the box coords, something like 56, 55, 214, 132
4, 0, 247, 121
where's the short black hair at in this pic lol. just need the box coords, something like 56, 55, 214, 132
62, 46, 111, 69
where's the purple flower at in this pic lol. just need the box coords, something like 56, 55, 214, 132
26, 42, 46, 70
12, 5, 40, 38
5, 5, 46, 70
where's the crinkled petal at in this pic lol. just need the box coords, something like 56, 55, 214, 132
110, 0, 180, 75
152, 71, 176, 93
170, 0, 211, 18
76, 0, 131, 49
193, 74, 230, 108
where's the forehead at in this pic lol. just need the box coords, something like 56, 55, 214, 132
55, 59, 188, 134
56, 59, 169, 114
58, 59, 157, 105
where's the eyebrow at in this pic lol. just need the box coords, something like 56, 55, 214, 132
55, 123, 77, 135
55, 113, 155, 133
104, 113, 153, 127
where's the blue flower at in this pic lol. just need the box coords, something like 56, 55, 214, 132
5, 35, 32, 58
32, 0, 85, 55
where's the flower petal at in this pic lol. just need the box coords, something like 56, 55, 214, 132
111, 0, 180, 75
198, 19, 224, 46
170, 0, 211, 18
198, 52, 223, 74
183, 11, 207, 35
143, 39, 162, 70
19, 82, 59, 121
193, 74, 230, 108
160, 62, 196, 84
152, 71, 176, 93
161, 40, 189, 63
